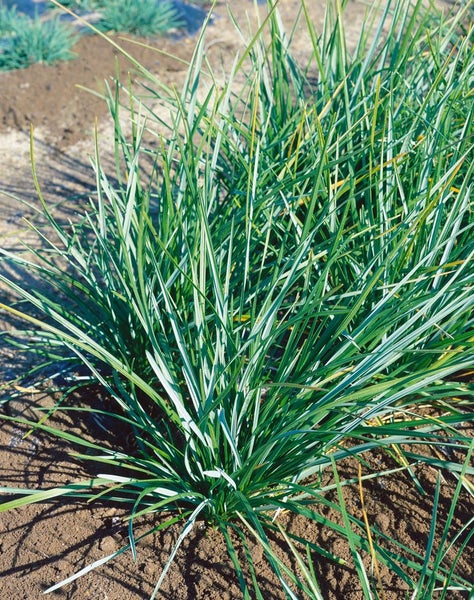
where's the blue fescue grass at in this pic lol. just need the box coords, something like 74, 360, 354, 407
0, 4, 77, 71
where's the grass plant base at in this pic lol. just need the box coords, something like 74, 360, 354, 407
0, 393, 472, 599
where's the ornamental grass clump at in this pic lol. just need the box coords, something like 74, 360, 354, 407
0, 4, 77, 71
1, 0, 473, 598
50, 0, 185, 36
98, 0, 184, 36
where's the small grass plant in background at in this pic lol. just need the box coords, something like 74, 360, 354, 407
0, 0, 473, 598
97, 0, 184, 36
0, 0, 185, 72
50, 0, 186, 36
0, 4, 77, 71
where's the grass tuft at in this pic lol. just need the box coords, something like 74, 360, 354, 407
97, 0, 184, 36
0, 5, 77, 71
0, 0, 473, 597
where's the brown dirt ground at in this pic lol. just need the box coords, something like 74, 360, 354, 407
0, 1, 473, 598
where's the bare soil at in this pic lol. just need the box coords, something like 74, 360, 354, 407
0, 1, 472, 598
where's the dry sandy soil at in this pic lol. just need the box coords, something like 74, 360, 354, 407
0, 1, 473, 598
